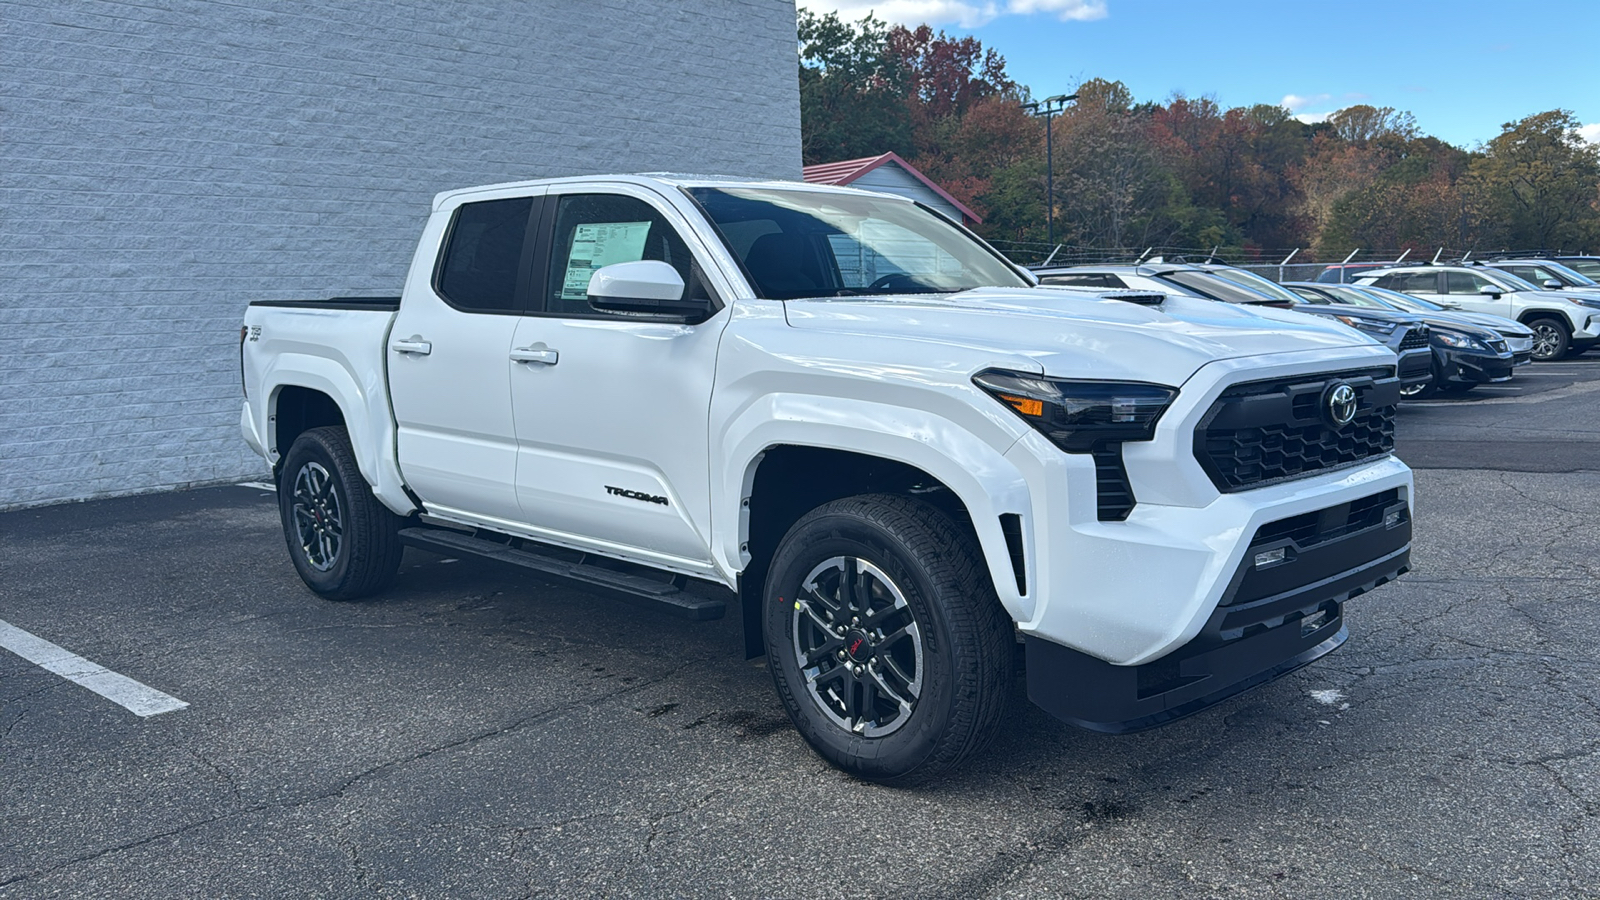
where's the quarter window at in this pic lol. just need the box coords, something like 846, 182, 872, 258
435, 197, 536, 313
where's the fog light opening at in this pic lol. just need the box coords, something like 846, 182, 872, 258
1384, 508, 1404, 528
1254, 547, 1286, 568
1301, 608, 1330, 636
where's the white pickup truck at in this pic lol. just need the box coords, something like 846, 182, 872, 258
241, 175, 1413, 783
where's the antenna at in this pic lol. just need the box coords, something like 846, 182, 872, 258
1395, 248, 1411, 264
1430, 247, 1443, 264
1135, 247, 1153, 264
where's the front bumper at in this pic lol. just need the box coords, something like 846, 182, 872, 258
1027, 488, 1411, 732
1396, 347, 1433, 389
1437, 347, 1517, 385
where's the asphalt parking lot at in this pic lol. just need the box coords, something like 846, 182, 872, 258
3, 359, 1598, 899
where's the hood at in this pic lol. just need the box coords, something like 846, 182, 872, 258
1420, 310, 1532, 336
781, 287, 1378, 386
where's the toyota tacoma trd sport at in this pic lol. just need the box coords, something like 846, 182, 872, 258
240, 175, 1413, 784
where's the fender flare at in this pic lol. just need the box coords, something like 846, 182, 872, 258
257, 353, 415, 516
715, 393, 1035, 623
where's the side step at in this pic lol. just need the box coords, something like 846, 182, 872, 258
397, 527, 726, 621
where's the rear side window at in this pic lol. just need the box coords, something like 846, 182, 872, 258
1446, 271, 1496, 294
435, 197, 537, 313
1374, 272, 1438, 293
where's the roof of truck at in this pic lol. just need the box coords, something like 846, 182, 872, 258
431, 174, 876, 211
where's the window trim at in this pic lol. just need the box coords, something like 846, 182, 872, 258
429, 195, 545, 316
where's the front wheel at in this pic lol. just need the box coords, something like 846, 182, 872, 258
763, 494, 1012, 785
277, 426, 403, 600
1527, 318, 1570, 361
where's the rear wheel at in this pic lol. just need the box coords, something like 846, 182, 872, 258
763, 494, 1011, 785
1527, 317, 1570, 361
1399, 378, 1438, 400
277, 426, 403, 600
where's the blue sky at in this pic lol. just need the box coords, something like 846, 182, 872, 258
797, 0, 1600, 148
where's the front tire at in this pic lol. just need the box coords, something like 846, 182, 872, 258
1527, 317, 1570, 361
763, 494, 1011, 785
277, 426, 403, 600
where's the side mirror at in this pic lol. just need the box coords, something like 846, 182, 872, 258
587, 260, 708, 319
1478, 284, 1503, 299
1544, 279, 1563, 290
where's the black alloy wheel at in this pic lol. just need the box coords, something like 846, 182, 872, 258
790, 555, 924, 738
763, 494, 1011, 785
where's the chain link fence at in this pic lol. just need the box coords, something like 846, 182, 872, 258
985, 240, 1500, 283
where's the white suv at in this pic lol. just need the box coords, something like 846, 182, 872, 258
1356, 265, 1600, 360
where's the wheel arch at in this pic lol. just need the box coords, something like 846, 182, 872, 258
257, 356, 415, 515
731, 437, 1031, 659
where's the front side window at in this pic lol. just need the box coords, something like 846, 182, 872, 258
688, 187, 1027, 299
435, 197, 536, 313
542, 194, 704, 316
1446, 271, 1497, 294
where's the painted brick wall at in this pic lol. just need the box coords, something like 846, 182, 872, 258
0, 0, 801, 509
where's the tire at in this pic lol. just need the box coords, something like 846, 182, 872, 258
762, 493, 1011, 786
1398, 378, 1438, 400
1527, 317, 1570, 361
277, 426, 404, 600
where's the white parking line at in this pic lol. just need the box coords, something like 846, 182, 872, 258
237, 481, 276, 492
0, 619, 189, 717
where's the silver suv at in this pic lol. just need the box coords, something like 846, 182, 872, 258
1356, 264, 1600, 360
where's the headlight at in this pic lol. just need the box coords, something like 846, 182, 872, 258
1333, 315, 1397, 336
1433, 330, 1487, 350
1564, 297, 1600, 309
973, 371, 1176, 452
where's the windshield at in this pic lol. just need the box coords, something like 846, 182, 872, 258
1158, 271, 1280, 304
1533, 261, 1596, 286
1322, 285, 1397, 310
1357, 285, 1446, 311
1204, 267, 1308, 304
1481, 269, 1540, 292
686, 187, 1028, 299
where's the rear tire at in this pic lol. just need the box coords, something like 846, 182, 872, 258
762, 493, 1011, 785
1527, 317, 1570, 361
277, 426, 403, 600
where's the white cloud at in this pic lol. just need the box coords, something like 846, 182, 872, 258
1296, 111, 1333, 124
797, 0, 1105, 28
1281, 93, 1331, 113
1580, 123, 1600, 146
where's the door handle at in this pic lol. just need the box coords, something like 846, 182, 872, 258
510, 344, 559, 366
390, 337, 432, 356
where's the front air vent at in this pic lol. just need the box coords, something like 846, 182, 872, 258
1092, 446, 1137, 521
999, 514, 1027, 595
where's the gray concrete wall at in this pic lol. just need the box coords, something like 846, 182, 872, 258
0, 0, 801, 509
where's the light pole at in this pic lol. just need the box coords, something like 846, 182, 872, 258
1022, 93, 1077, 247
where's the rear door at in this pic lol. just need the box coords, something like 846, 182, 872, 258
389, 191, 544, 523
507, 185, 730, 571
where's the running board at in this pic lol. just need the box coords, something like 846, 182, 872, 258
397, 527, 726, 621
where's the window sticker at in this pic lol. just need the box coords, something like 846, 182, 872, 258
559, 221, 652, 300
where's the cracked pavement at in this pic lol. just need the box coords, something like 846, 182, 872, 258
1, 357, 1597, 898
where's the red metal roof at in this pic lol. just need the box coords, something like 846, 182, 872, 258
801, 151, 982, 225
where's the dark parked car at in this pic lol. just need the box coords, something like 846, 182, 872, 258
1286, 282, 1520, 399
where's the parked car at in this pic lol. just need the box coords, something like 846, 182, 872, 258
1355, 264, 1600, 360
1285, 282, 1519, 398
1315, 262, 1395, 284
1035, 263, 1435, 394
242, 176, 1413, 783
1481, 258, 1600, 296
1298, 283, 1534, 366
1551, 256, 1600, 282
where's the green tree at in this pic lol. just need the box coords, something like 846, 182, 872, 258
796, 10, 914, 164
1462, 110, 1600, 250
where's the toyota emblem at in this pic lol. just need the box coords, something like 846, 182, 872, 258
1323, 382, 1358, 428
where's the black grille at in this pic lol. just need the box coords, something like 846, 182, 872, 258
1398, 327, 1429, 351
1195, 368, 1400, 492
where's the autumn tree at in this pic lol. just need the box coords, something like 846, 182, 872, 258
796, 10, 914, 164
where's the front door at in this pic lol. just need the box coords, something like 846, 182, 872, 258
1441, 270, 1514, 318
508, 187, 729, 572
